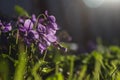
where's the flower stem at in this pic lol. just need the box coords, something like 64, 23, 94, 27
42, 50, 47, 61
14, 42, 27, 80
32, 60, 42, 80
9, 45, 11, 55
32, 51, 47, 80
16, 30, 19, 44
68, 56, 74, 80
55, 62, 59, 75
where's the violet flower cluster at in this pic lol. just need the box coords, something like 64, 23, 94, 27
18, 11, 64, 53
0, 11, 66, 53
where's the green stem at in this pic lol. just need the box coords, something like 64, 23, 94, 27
16, 30, 19, 44
68, 57, 74, 80
32, 51, 47, 80
14, 42, 27, 80
32, 60, 43, 80
55, 62, 59, 75
110, 65, 120, 79
9, 45, 11, 55
42, 50, 47, 61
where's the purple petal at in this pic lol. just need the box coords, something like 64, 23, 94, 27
32, 14, 37, 22
19, 18, 24, 24
38, 42, 47, 51
3, 28, 11, 32
48, 15, 56, 22
46, 34, 57, 42
2, 23, 12, 32
19, 26, 27, 32
43, 37, 51, 46
28, 30, 39, 40
24, 19, 33, 30
5, 23, 12, 31
37, 24, 46, 33
47, 22, 58, 30
46, 28, 56, 35
45, 10, 48, 16
51, 23, 58, 30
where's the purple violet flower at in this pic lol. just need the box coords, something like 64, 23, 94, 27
0, 21, 12, 33
17, 11, 66, 53
37, 23, 46, 34
45, 10, 59, 30
19, 19, 34, 37
27, 30, 39, 41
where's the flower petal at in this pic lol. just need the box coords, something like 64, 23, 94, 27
48, 15, 56, 22
37, 24, 46, 34
32, 14, 37, 22
28, 30, 39, 40
24, 19, 33, 30
46, 34, 57, 42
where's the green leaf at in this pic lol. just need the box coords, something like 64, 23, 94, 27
78, 65, 87, 80
14, 5, 29, 16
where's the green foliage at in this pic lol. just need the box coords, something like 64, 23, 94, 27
1, 43, 120, 80
42, 44, 120, 80
14, 5, 29, 16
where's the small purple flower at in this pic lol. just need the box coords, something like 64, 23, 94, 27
45, 10, 59, 30
3, 23, 12, 32
37, 23, 46, 34
19, 19, 34, 37
19, 19, 33, 31
0, 21, 12, 33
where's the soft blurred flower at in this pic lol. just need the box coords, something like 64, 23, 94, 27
0, 21, 12, 33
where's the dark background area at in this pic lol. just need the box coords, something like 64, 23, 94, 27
0, 0, 120, 52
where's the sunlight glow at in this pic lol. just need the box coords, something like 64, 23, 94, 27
105, 0, 120, 2
83, 0, 104, 8
104, 0, 120, 7
83, 0, 120, 8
